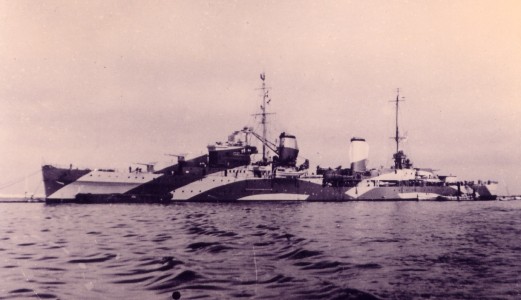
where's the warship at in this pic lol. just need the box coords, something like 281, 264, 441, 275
42, 74, 498, 202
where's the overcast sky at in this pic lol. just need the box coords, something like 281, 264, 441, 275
1, 0, 520, 196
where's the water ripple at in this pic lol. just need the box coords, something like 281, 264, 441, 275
0, 201, 521, 299
68, 253, 117, 264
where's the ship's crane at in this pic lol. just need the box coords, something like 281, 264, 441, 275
248, 131, 278, 155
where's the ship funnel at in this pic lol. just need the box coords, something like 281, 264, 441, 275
277, 132, 299, 166
349, 137, 369, 173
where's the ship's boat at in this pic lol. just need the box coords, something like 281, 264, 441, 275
42, 76, 498, 202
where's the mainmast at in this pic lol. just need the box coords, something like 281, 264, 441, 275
393, 88, 403, 153
391, 89, 407, 169
251, 73, 274, 164
260, 73, 268, 163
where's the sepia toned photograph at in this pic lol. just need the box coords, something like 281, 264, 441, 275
1, 1, 520, 299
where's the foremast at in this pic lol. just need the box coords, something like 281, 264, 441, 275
246, 73, 305, 173
253, 72, 274, 165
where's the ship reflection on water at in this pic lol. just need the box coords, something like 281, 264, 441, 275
1, 201, 520, 299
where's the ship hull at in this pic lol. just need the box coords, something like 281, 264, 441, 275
42, 165, 91, 197
169, 177, 488, 201
42, 165, 163, 202
42, 165, 496, 202
43, 156, 496, 203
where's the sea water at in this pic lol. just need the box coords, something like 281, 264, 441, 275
1, 201, 520, 299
